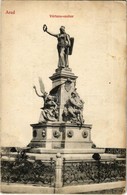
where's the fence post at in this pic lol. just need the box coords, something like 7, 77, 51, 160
55, 153, 62, 189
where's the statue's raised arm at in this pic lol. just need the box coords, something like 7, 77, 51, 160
33, 78, 46, 98
43, 24, 58, 38
33, 86, 44, 98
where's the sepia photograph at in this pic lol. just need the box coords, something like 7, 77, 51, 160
1, 0, 126, 194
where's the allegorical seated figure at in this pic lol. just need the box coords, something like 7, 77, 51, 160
43, 24, 74, 69
33, 83, 58, 122
62, 89, 84, 125
40, 94, 58, 122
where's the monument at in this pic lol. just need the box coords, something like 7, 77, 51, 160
2, 25, 125, 194
27, 25, 116, 160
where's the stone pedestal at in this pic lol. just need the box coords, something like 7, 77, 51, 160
28, 122, 93, 150
49, 68, 78, 122
27, 121, 116, 161
27, 67, 117, 161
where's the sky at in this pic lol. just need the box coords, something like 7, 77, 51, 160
1, 1, 126, 148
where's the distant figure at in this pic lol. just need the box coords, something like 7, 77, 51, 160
43, 24, 74, 69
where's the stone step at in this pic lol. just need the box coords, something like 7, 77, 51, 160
29, 148, 105, 154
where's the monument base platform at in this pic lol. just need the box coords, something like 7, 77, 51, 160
8, 150, 117, 161
26, 151, 117, 161
29, 148, 105, 154
27, 122, 117, 161
28, 122, 94, 149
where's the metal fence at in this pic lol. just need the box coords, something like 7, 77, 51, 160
1, 148, 126, 191
62, 159, 126, 186
1, 156, 55, 186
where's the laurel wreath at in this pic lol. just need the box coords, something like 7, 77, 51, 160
43, 24, 47, 32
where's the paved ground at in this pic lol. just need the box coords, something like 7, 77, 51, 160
1, 181, 125, 194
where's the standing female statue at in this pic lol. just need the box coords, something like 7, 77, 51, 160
43, 24, 74, 68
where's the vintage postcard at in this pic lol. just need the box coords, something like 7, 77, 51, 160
1, 0, 126, 194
